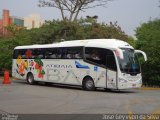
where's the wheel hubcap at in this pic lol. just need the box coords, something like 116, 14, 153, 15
86, 80, 93, 88
28, 76, 33, 83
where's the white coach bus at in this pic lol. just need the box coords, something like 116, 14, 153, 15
12, 39, 147, 90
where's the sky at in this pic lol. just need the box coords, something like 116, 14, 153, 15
0, 0, 160, 37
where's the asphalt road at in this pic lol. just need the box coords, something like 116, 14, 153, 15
0, 78, 160, 115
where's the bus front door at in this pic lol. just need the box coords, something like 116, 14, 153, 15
106, 69, 117, 89
106, 54, 117, 89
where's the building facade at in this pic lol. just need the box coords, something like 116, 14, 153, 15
0, 9, 25, 36
0, 9, 44, 36
24, 14, 44, 29
0, 9, 24, 27
11, 16, 24, 27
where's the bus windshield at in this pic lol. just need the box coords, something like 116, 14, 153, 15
116, 48, 140, 74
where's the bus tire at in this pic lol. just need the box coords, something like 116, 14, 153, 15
45, 82, 53, 86
82, 77, 95, 91
27, 73, 35, 85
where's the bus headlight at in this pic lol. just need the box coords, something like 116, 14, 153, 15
119, 78, 128, 83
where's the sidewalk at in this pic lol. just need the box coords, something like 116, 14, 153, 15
139, 87, 160, 90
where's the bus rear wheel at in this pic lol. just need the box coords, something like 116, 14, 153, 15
83, 77, 95, 91
27, 73, 35, 85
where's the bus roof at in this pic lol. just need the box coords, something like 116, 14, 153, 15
14, 39, 134, 50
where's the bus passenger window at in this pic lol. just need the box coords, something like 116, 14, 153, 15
13, 49, 32, 59
85, 47, 117, 70
91, 50, 100, 60
13, 50, 19, 59
75, 52, 81, 59
85, 47, 106, 67
61, 47, 83, 59
32, 49, 44, 59
25, 49, 33, 59
45, 48, 61, 59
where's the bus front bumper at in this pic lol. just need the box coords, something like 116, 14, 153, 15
117, 81, 142, 90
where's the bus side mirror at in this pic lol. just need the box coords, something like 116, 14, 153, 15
135, 50, 147, 61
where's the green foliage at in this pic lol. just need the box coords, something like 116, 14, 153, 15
0, 19, 132, 72
127, 36, 136, 48
0, 38, 17, 71
5, 24, 26, 37
135, 19, 160, 86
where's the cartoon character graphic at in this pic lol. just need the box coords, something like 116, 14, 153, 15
16, 55, 28, 76
28, 60, 34, 71
34, 58, 45, 78
16, 49, 45, 78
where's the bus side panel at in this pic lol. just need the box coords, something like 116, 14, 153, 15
74, 60, 100, 86
43, 59, 107, 88
12, 58, 107, 88
12, 59, 27, 80
95, 67, 106, 88
42, 59, 107, 88
43, 59, 82, 85
79, 61, 106, 88
12, 58, 45, 81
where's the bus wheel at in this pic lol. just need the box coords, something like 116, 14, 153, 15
27, 73, 35, 85
45, 82, 53, 86
83, 77, 95, 91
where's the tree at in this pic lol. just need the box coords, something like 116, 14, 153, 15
135, 19, 160, 86
127, 36, 136, 48
6, 24, 25, 36
0, 19, 130, 72
38, 0, 113, 21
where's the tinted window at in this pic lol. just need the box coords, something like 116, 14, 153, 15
13, 50, 19, 59
85, 47, 117, 71
32, 48, 45, 59
85, 47, 106, 66
13, 48, 45, 59
13, 47, 83, 60
106, 53, 117, 71
45, 48, 61, 59
25, 49, 33, 59
61, 47, 83, 59
13, 49, 26, 59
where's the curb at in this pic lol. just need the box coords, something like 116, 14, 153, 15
139, 87, 160, 90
